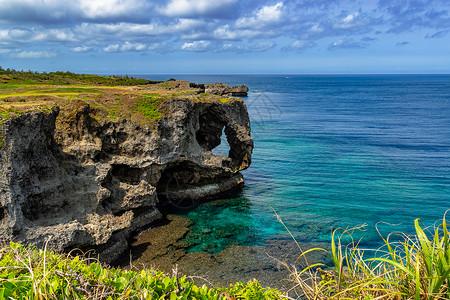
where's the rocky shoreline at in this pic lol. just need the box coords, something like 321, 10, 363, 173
0, 80, 252, 263
119, 212, 327, 292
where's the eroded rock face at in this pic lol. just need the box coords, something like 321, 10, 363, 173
205, 83, 249, 97
0, 97, 252, 262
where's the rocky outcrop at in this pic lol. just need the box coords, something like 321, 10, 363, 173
135, 80, 249, 97
0, 97, 252, 262
205, 83, 249, 96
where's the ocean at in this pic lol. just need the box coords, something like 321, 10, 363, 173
137, 74, 450, 284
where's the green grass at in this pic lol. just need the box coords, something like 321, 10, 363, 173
0, 68, 160, 86
37, 87, 103, 94
281, 212, 450, 299
0, 104, 54, 122
0, 83, 25, 89
0, 242, 283, 299
0, 87, 104, 100
135, 94, 165, 121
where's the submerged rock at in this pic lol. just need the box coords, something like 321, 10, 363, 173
0, 95, 253, 263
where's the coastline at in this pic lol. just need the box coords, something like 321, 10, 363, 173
119, 213, 328, 292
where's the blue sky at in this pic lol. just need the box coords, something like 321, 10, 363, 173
0, 0, 449, 74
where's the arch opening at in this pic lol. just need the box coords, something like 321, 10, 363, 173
211, 127, 231, 158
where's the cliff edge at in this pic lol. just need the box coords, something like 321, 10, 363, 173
0, 79, 252, 262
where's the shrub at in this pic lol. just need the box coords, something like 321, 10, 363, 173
0, 242, 284, 299
283, 212, 450, 299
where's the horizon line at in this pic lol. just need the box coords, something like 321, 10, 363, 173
103, 72, 450, 76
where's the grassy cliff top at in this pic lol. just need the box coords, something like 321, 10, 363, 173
0, 70, 236, 127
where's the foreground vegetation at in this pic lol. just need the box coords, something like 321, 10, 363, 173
282, 212, 450, 299
0, 242, 282, 299
2, 214, 448, 300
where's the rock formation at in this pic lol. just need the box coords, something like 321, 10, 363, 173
138, 80, 249, 97
0, 96, 253, 262
205, 83, 249, 96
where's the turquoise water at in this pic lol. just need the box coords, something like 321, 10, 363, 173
145, 75, 450, 253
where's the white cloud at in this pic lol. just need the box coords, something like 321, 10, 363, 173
0, 0, 448, 64
222, 43, 233, 50
121, 41, 146, 51
147, 42, 169, 51
327, 38, 364, 50
0, 0, 152, 23
181, 40, 212, 51
75, 19, 207, 40
70, 45, 94, 52
214, 25, 239, 40
103, 41, 147, 52
218, 41, 276, 53
33, 29, 76, 42
333, 12, 371, 30
160, 0, 237, 17
12, 50, 57, 59
213, 24, 278, 40
308, 24, 325, 34
79, 0, 152, 20
0, 28, 76, 45
285, 40, 315, 51
236, 2, 284, 29
103, 44, 120, 52
8, 29, 31, 39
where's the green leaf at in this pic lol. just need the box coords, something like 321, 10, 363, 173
170, 291, 178, 300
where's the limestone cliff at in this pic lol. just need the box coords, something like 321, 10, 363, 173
0, 96, 253, 262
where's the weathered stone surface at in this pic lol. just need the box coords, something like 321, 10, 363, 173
205, 83, 249, 97
0, 96, 253, 262
133, 80, 248, 97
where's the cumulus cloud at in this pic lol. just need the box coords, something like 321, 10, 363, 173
334, 12, 361, 29
308, 24, 325, 34
159, 0, 238, 18
0, 0, 152, 24
216, 41, 276, 53
12, 50, 57, 59
181, 40, 212, 51
283, 40, 316, 52
213, 25, 278, 40
70, 46, 94, 52
236, 2, 284, 29
79, 0, 151, 20
103, 42, 147, 52
74, 19, 207, 41
0, 0, 449, 59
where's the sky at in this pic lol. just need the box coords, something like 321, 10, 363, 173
0, 0, 449, 74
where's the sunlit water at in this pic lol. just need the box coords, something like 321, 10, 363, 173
143, 74, 450, 253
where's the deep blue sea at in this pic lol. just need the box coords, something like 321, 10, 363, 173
143, 74, 450, 253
